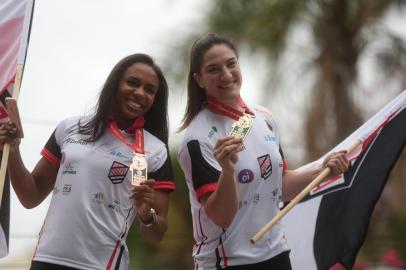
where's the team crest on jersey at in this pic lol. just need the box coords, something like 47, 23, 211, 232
257, 154, 272, 180
108, 161, 129, 184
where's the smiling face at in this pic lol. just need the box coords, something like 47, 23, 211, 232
193, 44, 242, 106
114, 63, 159, 127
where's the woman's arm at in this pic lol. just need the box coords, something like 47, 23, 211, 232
200, 136, 243, 228
131, 180, 171, 242
9, 154, 58, 208
0, 122, 58, 208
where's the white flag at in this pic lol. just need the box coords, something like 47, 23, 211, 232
283, 90, 406, 270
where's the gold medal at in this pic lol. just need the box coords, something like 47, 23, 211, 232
130, 153, 148, 186
229, 113, 255, 140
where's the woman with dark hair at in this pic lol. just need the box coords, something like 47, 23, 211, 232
0, 53, 175, 270
178, 33, 349, 270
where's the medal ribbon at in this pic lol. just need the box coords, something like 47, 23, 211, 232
205, 96, 254, 120
107, 116, 145, 154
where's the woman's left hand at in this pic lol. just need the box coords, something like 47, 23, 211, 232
322, 150, 350, 176
130, 179, 156, 221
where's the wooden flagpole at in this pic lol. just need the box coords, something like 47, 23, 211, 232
0, 64, 24, 207
250, 139, 362, 244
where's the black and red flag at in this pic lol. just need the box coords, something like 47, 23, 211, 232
283, 90, 406, 270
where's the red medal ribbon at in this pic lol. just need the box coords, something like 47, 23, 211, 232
205, 96, 254, 120
107, 116, 145, 154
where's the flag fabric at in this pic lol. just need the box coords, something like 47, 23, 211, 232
283, 90, 406, 270
0, 172, 9, 258
0, 0, 34, 258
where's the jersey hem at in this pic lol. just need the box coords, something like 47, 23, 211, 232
33, 257, 102, 270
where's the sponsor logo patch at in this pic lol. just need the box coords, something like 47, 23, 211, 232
238, 169, 254, 183
251, 193, 260, 205
109, 150, 131, 161
62, 163, 77, 175
108, 161, 129, 184
257, 154, 272, 180
62, 184, 72, 194
264, 134, 276, 142
92, 192, 105, 204
63, 137, 88, 145
108, 199, 121, 212
238, 193, 261, 209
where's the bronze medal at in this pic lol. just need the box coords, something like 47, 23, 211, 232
229, 113, 255, 140
130, 153, 148, 186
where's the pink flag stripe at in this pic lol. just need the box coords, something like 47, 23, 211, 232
0, 17, 24, 92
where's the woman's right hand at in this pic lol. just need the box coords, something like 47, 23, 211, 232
0, 121, 21, 151
213, 136, 243, 172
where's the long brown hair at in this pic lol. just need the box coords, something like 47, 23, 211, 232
79, 53, 170, 144
178, 33, 239, 131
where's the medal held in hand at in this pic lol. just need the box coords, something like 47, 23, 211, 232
130, 152, 148, 186
107, 117, 148, 187
229, 113, 255, 141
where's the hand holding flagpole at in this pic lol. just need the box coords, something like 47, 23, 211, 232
0, 65, 24, 207
0, 0, 34, 208
250, 139, 362, 244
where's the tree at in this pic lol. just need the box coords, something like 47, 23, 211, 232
202, 0, 406, 159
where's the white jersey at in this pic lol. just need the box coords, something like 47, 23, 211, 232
34, 116, 175, 270
178, 104, 289, 269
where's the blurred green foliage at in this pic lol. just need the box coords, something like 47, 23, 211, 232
127, 149, 194, 270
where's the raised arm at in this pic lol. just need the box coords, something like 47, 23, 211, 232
200, 136, 243, 228
0, 121, 58, 208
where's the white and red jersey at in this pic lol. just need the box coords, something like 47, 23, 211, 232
33, 115, 175, 270
178, 104, 289, 269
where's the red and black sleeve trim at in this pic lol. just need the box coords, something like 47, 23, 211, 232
148, 150, 175, 191
279, 144, 288, 175
41, 130, 61, 168
187, 140, 220, 196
